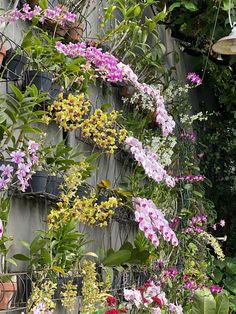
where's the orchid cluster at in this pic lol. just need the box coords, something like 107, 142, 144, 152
150, 136, 177, 167
55, 42, 123, 82
122, 90, 155, 112
212, 219, 225, 231
119, 64, 175, 136
180, 111, 210, 127
187, 72, 202, 86
184, 215, 208, 235
175, 175, 205, 183
133, 197, 178, 247
125, 136, 175, 187
164, 268, 178, 280
180, 131, 196, 142
0, 141, 40, 192
46, 93, 91, 131
160, 82, 190, 105
124, 281, 183, 314
55, 42, 175, 136
81, 109, 127, 154
27, 280, 56, 314
0, 4, 76, 26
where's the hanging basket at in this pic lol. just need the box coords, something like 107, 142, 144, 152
1, 48, 27, 81
66, 22, 84, 43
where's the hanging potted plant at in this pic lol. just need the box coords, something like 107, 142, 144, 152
21, 29, 90, 96
66, 22, 84, 43
0, 198, 17, 310
21, 31, 57, 95
1, 48, 28, 81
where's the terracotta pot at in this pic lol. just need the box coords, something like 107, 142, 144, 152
67, 22, 84, 42
42, 18, 69, 36
119, 85, 135, 98
0, 281, 17, 310
0, 46, 6, 67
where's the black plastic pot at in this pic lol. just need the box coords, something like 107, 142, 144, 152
27, 171, 48, 193
1, 49, 27, 81
23, 71, 54, 93
46, 176, 63, 196
46, 82, 61, 104
76, 184, 91, 198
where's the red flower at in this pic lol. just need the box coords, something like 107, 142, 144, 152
107, 296, 117, 306
144, 282, 152, 288
105, 310, 119, 314
143, 297, 149, 303
138, 287, 145, 292
119, 308, 127, 313
152, 296, 163, 308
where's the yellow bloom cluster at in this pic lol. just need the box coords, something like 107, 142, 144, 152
200, 231, 225, 261
81, 260, 107, 314
48, 161, 91, 231
27, 280, 57, 313
47, 160, 118, 230
63, 161, 90, 198
47, 93, 91, 131
81, 109, 127, 154
48, 193, 118, 230
72, 194, 118, 227
61, 280, 77, 311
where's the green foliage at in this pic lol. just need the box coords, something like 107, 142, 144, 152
191, 288, 229, 314
101, 232, 151, 267
99, 0, 168, 82
0, 84, 47, 152
13, 220, 88, 272
21, 28, 92, 91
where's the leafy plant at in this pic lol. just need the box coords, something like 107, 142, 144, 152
191, 288, 229, 314
0, 84, 47, 153
99, 0, 168, 82
101, 232, 151, 267
21, 28, 92, 91
13, 219, 88, 273
211, 257, 236, 312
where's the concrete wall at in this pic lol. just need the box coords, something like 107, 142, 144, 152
0, 1, 203, 312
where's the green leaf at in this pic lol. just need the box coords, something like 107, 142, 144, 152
6, 258, 17, 266
215, 292, 229, 314
223, 277, 236, 294
101, 103, 112, 111
51, 265, 65, 274
193, 190, 203, 198
13, 254, 30, 261
20, 240, 30, 250
213, 268, 223, 284
103, 250, 131, 266
21, 30, 33, 49
120, 242, 133, 251
226, 262, 236, 275
192, 288, 216, 314
183, 1, 198, 11
41, 248, 51, 264
134, 5, 141, 16
184, 183, 193, 190
39, 0, 48, 9
9, 84, 23, 101
168, 2, 181, 12
30, 236, 47, 254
